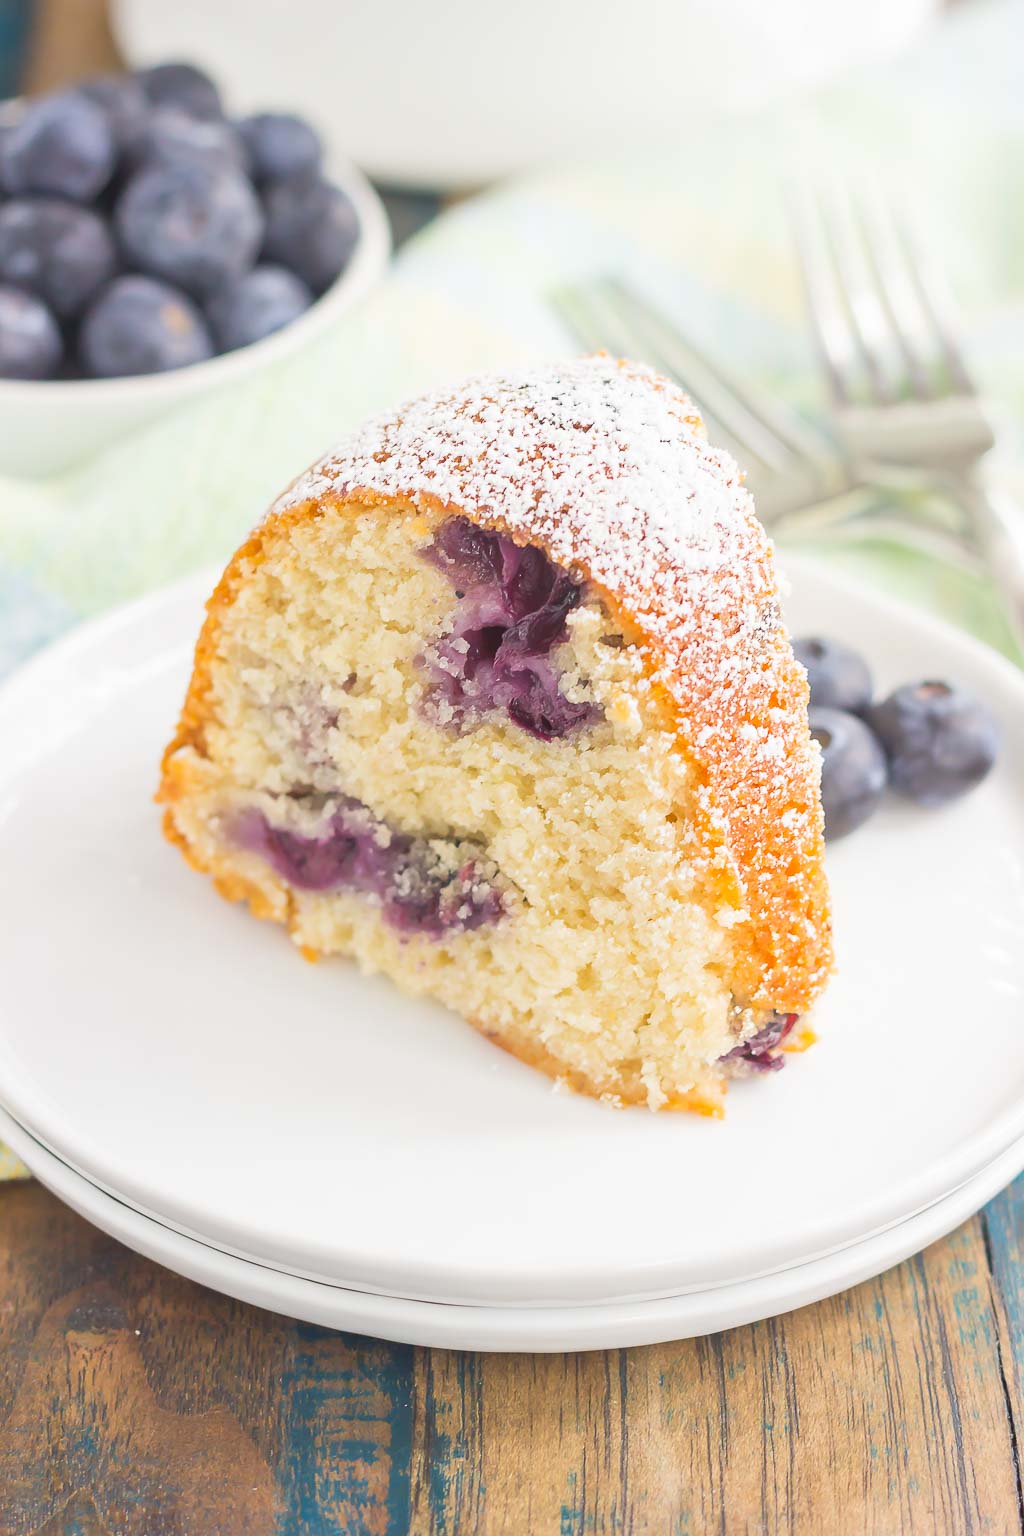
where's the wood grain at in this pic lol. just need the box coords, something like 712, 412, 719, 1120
20, 0, 122, 95
0, 1183, 413, 1536
982, 1178, 1024, 1527
410, 1216, 1023, 1534
2, 1177, 1022, 1534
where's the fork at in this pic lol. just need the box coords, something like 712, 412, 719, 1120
550, 275, 848, 520
792, 183, 1024, 653
549, 275, 983, 570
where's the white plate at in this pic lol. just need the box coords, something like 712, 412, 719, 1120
0, 558, 1022, 1306
1, 1102, 1020, 1352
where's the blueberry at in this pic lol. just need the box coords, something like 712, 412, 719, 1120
720, 1012, 798, 1072
0, 199, 117, 318
421, 518, 597, 739
79, 275, 213, 377
0, 284, 62, 379
115, 162, 263, 298
238, 112, 322, 184
135, 61, 222, 121
809, 707, 887, 841
206, 264, 312, 351
128, 107, 249, 175
2, 90, 115, 202
868, 680, 999, 807
77, 73, 149, 155
263, 176, 358, 293
793, 635, 873, 714
235, 799, 504, 937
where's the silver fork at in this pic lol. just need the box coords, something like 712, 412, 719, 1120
550, 275, 848, 521
793, 183, 1024, 653
548, 276, 982, 569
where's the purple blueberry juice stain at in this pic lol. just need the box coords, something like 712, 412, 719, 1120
719, 1011, 798, 1073
420, 516, 599, 740
232, 797, 504, 938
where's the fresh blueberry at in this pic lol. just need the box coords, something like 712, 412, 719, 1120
0, 284, 62, 379
809, 707, 888, 841
0, 198, 117, 318
1, 90, 115, 202
115, 162, 263, 297
135, 61, 222, 121
263, 176, 358, 293
79, 274, 213, 377
77, 73, 149, 155
868, 680, 999, 807
127, 107, 249, 175
238, 112, 322, 184
206, 264, 312, 351
793, 635, 873, 714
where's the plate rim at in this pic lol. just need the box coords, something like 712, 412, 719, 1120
2, 1101, 1021, 1351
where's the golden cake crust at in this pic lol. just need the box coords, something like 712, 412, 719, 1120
162, 356, 832, 1017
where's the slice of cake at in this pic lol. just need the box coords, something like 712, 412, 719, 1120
159, 356, 832, 1112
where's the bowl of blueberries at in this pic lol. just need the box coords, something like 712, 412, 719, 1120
0, 60, 390, 477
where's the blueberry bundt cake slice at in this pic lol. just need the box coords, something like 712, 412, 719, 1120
159, 356, 832, 1112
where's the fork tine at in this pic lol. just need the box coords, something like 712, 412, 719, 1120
855, 188, 935, 399
547, 283, 620, 357
550, 276, 853, 521
549, 281, 752, 466
587, 278, 796, 472
895, 212, 975, 395
603, 277, 835, 472
817, 183, 910, 404
790, 181, 861, 408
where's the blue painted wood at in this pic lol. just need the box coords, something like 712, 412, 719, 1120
982, 1170, 1024, 1396
0, 0, 31, 99
413, 1349, 486, 1535
276, 1327, 414, 1536
4, 1174, 1024, 1532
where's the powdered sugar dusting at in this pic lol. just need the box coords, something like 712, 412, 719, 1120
268, 356, 832, 1011
276, 356, 748, 592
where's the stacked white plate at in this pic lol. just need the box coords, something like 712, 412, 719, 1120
1, 556, 1022, 1351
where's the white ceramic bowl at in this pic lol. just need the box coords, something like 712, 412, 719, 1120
114, 0, 940, 189
0, 152, 390, 479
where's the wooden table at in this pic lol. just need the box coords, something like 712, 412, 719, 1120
1, 1174, 1021, 1533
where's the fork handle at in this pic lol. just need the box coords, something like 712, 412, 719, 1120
949, 469, 1024, 660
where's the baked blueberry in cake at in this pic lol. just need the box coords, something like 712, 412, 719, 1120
159, 356, 833, 1111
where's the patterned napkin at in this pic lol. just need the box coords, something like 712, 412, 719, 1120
1, 0, 1021, 1179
